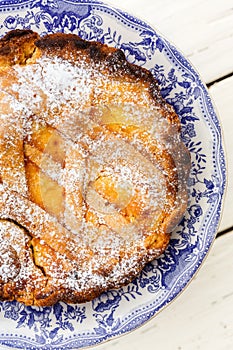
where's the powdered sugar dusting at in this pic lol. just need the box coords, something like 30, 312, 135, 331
0, 42, 188, 305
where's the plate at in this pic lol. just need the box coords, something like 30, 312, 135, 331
0, 1, 226, 349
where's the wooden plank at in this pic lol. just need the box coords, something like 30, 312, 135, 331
209, 76, 233, 232
108, 0, 233, 83
97, 231, 233, 350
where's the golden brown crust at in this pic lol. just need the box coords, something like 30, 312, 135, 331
35, 32, 180, 124
0, 29, 39, 66
0, 30, 190, 306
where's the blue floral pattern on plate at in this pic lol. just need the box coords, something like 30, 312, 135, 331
0, 1, 226, 349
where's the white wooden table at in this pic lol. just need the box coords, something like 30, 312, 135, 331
92, 1, 233, 349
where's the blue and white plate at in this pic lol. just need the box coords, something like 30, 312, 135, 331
0, 1, 226, 349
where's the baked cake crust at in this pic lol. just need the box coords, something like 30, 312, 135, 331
0, 30, 190, 306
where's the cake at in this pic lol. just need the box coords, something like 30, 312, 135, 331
0, 29, 190, 306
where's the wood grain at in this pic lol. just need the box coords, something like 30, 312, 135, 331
107, 0, 233, 84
